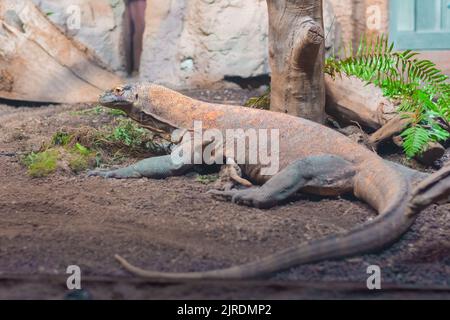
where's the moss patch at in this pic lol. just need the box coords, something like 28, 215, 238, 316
244, 87, 270, 110
67, 143, 97, 173
22, 117, 168, 178
72, 105, 127, 117
23, 150, 59, 178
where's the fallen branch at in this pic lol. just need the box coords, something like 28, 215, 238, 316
368, 115, 412, 146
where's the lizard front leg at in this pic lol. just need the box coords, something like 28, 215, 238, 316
88, 131, 212, 179
87, 154, 193, 179
210, 155, 355, 209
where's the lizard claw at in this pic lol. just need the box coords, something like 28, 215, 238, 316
207, 189, 238, 199
208, 189, 251, 205
87, 169, 114, 178
208, 188, 274, 208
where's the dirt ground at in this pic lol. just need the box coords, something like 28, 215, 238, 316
0, 89, 449, 300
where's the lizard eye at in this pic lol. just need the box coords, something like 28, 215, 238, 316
114, 87, 123, 95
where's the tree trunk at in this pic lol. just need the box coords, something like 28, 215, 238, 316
0, 0, 122, 104
267, 0, 325, 123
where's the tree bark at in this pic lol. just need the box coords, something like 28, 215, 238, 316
267, 0, 325, 123
0, 0, 122, 104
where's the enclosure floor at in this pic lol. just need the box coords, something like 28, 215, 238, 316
0, 90, 449, 299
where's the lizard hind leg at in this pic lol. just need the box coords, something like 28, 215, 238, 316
210, 155, 356, 209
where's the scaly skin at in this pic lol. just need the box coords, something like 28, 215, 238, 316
88, 83, 450, 280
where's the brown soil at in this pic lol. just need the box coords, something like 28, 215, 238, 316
0, 90, 449, 300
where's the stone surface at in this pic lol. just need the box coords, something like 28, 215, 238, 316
0, 0, 123, 103
327, 0, 388, 49
32, 0, 126, 73
323, 0, 341, 56
140, 0, 348, 88
140, 0, 270, 88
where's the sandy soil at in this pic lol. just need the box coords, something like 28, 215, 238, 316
0, 90, 449, 300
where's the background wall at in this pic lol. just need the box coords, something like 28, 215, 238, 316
140, 0, 389, 88
328, 0, 388, 49
140, 0, 269, 88
31, 0, 390, 88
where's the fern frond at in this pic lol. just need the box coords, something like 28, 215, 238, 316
401, 126, 430, 158
244, 87, 270, 110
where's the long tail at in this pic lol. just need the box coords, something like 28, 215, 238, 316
115, 162, 450, 280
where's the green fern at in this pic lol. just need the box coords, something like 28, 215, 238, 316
245, 87, 271, 110
400, 126, 430, 158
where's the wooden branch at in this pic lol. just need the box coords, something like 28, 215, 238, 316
292, 19, 324, 69
368, 115, 412, 146
0, 0, 122, 103
410, 163, 450, 214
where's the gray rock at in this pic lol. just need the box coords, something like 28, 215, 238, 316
140, 0, 270, 88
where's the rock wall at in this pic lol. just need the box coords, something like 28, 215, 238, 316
327, 0, 389, 49
140, 0, 270, 88
139, 0, 360, 88
29, 0, 390, 88
32, 0, 126, 73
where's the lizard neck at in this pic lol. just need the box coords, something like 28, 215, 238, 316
145, 84, 225, 131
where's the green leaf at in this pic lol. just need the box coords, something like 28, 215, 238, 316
75, 143, 91, 156
401, 126, 431, 158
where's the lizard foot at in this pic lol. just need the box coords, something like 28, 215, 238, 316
87, 169, 118, 178
208, 188, 275, 209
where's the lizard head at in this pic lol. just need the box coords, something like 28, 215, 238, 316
99, 83, 181, 138
98, 84, 141, 114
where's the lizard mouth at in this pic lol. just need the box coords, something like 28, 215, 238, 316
99, 90, 133, 108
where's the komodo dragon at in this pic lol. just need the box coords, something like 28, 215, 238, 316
88, 83, 450, 280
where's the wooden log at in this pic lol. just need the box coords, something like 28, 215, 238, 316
325, 74, 398, 130
0, 0, 122, 104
